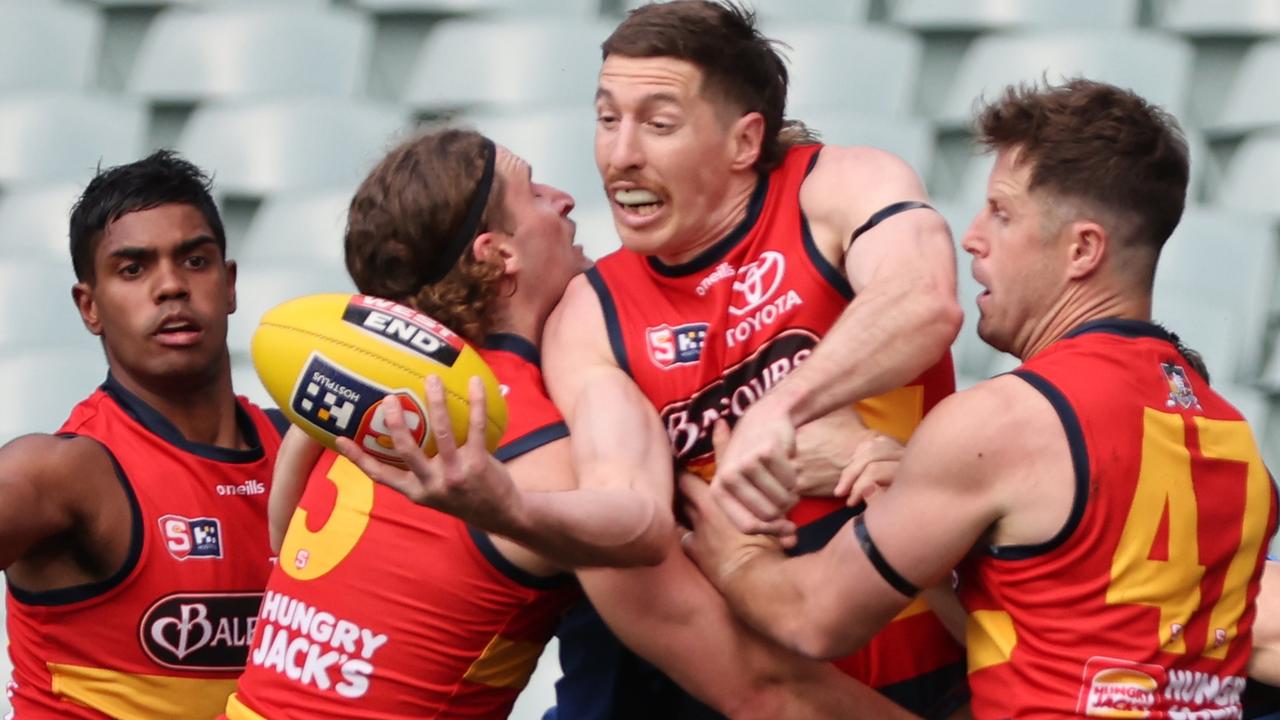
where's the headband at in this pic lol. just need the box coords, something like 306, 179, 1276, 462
422, 137, 497, 284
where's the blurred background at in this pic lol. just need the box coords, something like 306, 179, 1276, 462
2, 0, 1279, 716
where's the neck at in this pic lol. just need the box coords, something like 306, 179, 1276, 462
110, 352, 245, 448
1018, 284, 1152, 360
656, 171, 758, 266
490, 301, 547, 349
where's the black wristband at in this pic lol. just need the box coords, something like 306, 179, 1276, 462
853, 515, 920, 597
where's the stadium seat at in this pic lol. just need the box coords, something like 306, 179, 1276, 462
0, 349, 109, 444
796, 110, 936, 180
0, 0, 102, 91
129, 5, 373, 102
1153, 208, 1277, 383
767, 24, 922, 118
0, 259, 98, 352
623, 0, 870, 23
1217, 129, 1280, 216
0, 94, 146, 186
236, 189, 354, 268
403, 18, 613, 112
227, 265, 357, 357
889, 0, 1139, 31
176, 98, 409, 197
0, 183, 83, 261
356, 0, 599, 16
459, 107, 603, 209
1206, 39, 1280, 137
934, 30, 1194, 128
1153, 0, 1280, 38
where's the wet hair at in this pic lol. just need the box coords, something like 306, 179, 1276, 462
974, 78, 1189, 259
602, 0, 816, 172
68, 150, 226, 282
344, 128, 508, 343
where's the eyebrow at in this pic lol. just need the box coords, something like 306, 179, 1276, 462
107, 235, 219, 261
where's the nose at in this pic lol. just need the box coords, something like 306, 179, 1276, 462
960, 215, 985, 258
152, 259, 189, 303
605, 119, 644, 173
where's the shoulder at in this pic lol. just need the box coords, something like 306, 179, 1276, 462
803, 145, 926, 204
544, 274, 613, 369
906, 374, 1060, 482
800, 145, 930, 247
0, 433, 121, 504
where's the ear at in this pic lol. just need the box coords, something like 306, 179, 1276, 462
1065, 220, 1107, 280
728, 111, 765, 172
225, 258, 238, 315
471, 231, 518, 274
72, 281, 102, 336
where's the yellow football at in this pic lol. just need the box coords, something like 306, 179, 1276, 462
251, 293, 507, 464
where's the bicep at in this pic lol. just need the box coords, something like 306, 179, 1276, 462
543, 276, 673, 503
504, 436, 575, 493
843, 203, 956, 297
860, 402, 1004, 590
0, 435, 93, 569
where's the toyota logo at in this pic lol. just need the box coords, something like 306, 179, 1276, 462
729, 251, 786, 316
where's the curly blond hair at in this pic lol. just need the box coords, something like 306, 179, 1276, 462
344, 128, 508, 344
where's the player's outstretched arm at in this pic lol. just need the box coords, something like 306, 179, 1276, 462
687, 384, 1010, 660
714, 147, 962, 535
342, 277, 673, 567
268, 425, 324, 553
0, 435, 112, 570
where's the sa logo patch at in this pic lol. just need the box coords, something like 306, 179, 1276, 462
159, 515, 223, 561
647, 323, 709, 370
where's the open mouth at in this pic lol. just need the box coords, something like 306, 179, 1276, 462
154, 317, 203, 346
613, 188, 664, 217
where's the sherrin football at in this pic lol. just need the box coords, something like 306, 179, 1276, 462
251, 293, 507, 464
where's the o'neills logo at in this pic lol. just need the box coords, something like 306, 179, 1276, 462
660, 330, 817, 463
696, 262, 735, 296
140, 592, 262, 670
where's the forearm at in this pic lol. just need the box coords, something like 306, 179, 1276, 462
269, 428, 323, 553
774, 277, 959, 427
495, 485, 673, 567
717, 546, 882, 661
582, 546, 918, 720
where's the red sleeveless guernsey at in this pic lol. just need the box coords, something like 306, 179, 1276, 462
959, 319, 1278, 718
588, 144, 964, 712
5, 375, 281, 719
225, 334, 578, 720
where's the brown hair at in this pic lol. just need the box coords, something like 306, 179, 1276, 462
602, 0, 815, 173
974, 78, 1189, 258
344, 128, 507, 343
